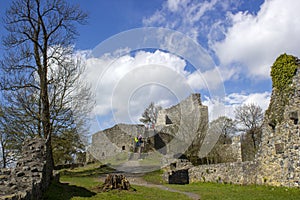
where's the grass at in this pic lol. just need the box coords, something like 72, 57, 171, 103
168, 182, 300, 200
44, 163, 300, 200
103, 152, 129, 166
142, 169, 166, 185
43, 163, 190, 200
59, 162, 115, 177
45, 176, 190, 200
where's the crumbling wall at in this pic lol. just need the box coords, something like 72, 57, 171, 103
88, 124, 146, 161
0, 137, 55, 199
189, 62, 300, 187
89, 93, 209, 162
155, 94, 209, 158
255, 62, 300, 187
156, 93, 204, 127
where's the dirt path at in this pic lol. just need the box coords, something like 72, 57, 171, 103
130, 177, 200, 200
100, 170, 200, 200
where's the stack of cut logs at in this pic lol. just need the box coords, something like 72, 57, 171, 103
101, 174, 131, 191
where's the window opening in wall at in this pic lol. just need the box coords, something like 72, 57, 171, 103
166, 115, 172, 124
122, 146, 125, 150
102, 152, 105, 157
289, 111, 298, 125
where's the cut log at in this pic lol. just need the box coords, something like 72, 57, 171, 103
101, 174, 131, 192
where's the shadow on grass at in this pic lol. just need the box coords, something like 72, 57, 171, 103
43, 181, 96, 200
60, 165, 116, 177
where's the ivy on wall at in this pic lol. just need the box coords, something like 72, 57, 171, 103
266, 53, 298, 126
270, 53, 297, 91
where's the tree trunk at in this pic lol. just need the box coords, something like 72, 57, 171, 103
45, 137, 54, 182
1, 141, 6, 168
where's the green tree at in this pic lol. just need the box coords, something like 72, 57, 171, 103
0, 0, 89, 171
52, 130, 85, 165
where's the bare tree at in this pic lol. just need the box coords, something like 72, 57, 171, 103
198, 116, 237, 164
209, 116, 236, 144
0, 107, 6, 168
235, 103, 264, 161
139, 102, 162, 127
0, 104, 22, 168
234, 103, 264, 132
0, 0, 88, 171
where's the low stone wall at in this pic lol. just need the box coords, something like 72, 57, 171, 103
189, 161, 258, 185
0, 138, 55, 200
169, 169, 189, 184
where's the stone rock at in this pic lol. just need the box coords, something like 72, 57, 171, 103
0, 137, 55, 199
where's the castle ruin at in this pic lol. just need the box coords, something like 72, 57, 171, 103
189, 58, 300, 187
89, 56, 300, 187
88, 93, 210, 166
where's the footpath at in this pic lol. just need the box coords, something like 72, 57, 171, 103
101, 159, 200, 200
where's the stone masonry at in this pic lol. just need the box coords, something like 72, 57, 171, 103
0, 137, 55, 199
88, 94, 209, 165
189, 61, 300, 187
88, 124, 146, 161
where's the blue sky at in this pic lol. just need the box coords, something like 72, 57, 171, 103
1, 0, 300, 133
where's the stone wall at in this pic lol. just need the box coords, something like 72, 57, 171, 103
156, 93, 205, 127
255, 60, 300, 187
0, 137, 55, 199
189, 161, 258, 184
88, 124, 146, 161
210, 135, 242, 164
156, 94, 209, 158
89, 93, 209, 163
189, 62, 300, 188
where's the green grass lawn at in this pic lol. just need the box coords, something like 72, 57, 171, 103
44, 163, 300, 200
43, 163, 190, 200
44, 178, 191, 200
168, 182, 300, 200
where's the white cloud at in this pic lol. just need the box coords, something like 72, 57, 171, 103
212, 0, 300, 78
144, 0, 300, 82
81, 48, 230, 130
143, 0, 240, 42
83, 0, 300, 131
203, 91, 271, 121
187, 66, 236, 90
83, 50, 201, 129
143, 0, 226, 42
167, 0, 182, 12
81, 48, 271, 132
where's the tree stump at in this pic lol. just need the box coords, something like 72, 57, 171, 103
101, 174, 131, 192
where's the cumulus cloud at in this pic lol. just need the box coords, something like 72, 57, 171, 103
144, 0, 300, 81
212, 0, 300, 78
81, 48, 270, 131
83, 50, 213, 129
81, 47, 236, 130
84, 0, 298, 131
203, 91, 271, 121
